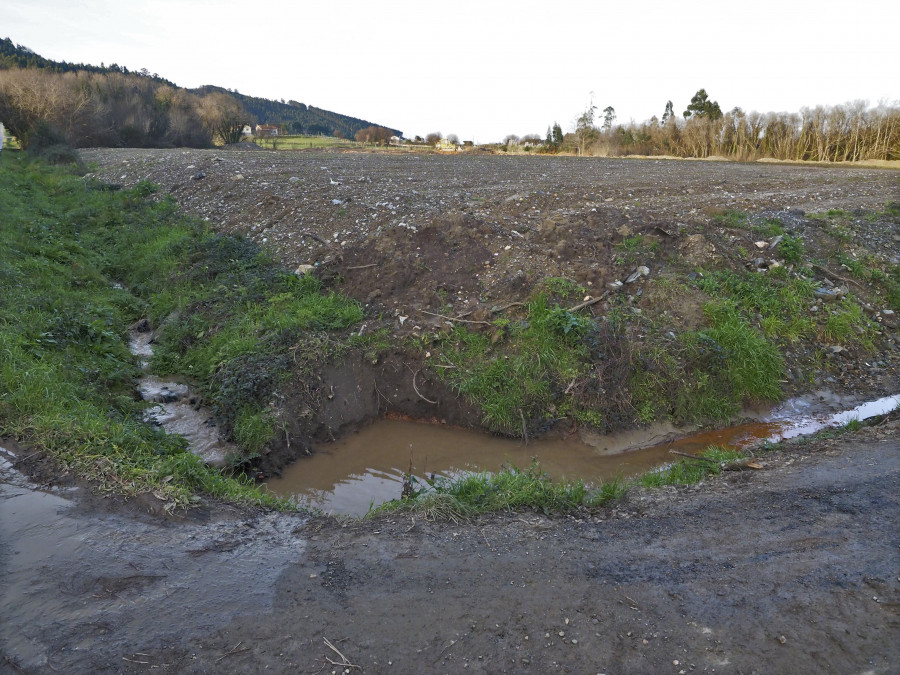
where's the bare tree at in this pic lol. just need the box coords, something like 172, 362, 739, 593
198, 92, 249, 144
575, 96, 597, 155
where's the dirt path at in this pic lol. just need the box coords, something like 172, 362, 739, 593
3, 432, 898, 674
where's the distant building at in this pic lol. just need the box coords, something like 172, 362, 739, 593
241, 125, 253, 136
389, 135, 403, 146
435, 138, 459, 152
255, 124, 280, 137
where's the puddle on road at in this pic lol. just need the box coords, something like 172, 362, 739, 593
266, 392, 900, 516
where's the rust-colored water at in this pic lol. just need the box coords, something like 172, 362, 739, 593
265, 393, 899, 516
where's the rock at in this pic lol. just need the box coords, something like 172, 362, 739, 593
883, 309, 895, 316
754, 241, 769, 249
288, 176, 300, 183
625, 266, 650, 284
680, 234, 718, 266
365, 289, 382, 303
192, 171, 206, 180
331, 199, 343, 205
770, 235, 784, 249
608, 280, 624, 289
814, 288, 841, 302
294, 264, 314, 275
827, 345, 845, 355
232, 174, 244, 180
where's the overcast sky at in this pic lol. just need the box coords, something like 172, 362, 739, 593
4, 0, 898, 142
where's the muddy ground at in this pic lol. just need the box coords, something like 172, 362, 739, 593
3, 421, 899, 674
3, 151, 898, 672
77, 149, 899, 325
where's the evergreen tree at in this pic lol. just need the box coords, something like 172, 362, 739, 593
683, 89, 723, 121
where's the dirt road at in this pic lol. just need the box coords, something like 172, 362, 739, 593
3, 429, 898, 674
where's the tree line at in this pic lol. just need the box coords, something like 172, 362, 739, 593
0, 39, 401, 149
551, 90, 900, 161
0, 67, 245, 148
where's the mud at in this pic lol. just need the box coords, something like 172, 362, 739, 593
3, 428, 899, 673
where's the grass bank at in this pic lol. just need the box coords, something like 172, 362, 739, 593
368, 446, 744, 521
0, 152, 361, 507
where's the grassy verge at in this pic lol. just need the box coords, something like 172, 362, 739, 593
0, 152, 360, 508
368, 446, 743, 520
252, 135, 361, 150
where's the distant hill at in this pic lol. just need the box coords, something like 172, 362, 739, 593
192, 85, 401, 139
0, 38, 401, 139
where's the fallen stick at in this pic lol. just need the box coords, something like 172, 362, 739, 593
298, 230, 330, 245
346, 263, 377, 270
811, 263, 864, 289
215, 641, 250, 663
436, 632, 469, 661
9, 451, 41, 466
412, 370, 437, 404
491, 301, 526, 314
418, 309, 492, 325
323, 637, 360, 670
566, 291, 609, 313
722, 459, 763, 471
669, 449, 720, 464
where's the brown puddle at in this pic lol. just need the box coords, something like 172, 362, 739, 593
265, 392, 899, 516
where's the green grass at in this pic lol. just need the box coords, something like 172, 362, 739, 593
434, 295, 590, 434
778, 235, 804, 264
251, 135, 361, 150
369, 460, 625, 519
0, 152, 361, 508
639, 446, 745, 487
713, 208, 748, 228
696, 269, 816, 342
369, 447, 738, 520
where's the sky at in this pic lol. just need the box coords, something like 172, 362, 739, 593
4, 0, 898, 143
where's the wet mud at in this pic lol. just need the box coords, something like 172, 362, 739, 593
2, 433, 898, 673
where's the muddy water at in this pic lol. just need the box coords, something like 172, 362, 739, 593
130, 330, 234, 467
266, 392, 900, 515
0, 450, 306, 671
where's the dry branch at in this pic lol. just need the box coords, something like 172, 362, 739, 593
811, 263, 865, 289
418, 309, 492, 326
412, 369, 437, 404
566, 291, 609, 313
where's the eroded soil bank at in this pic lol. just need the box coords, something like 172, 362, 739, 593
2, 424, 898, 673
